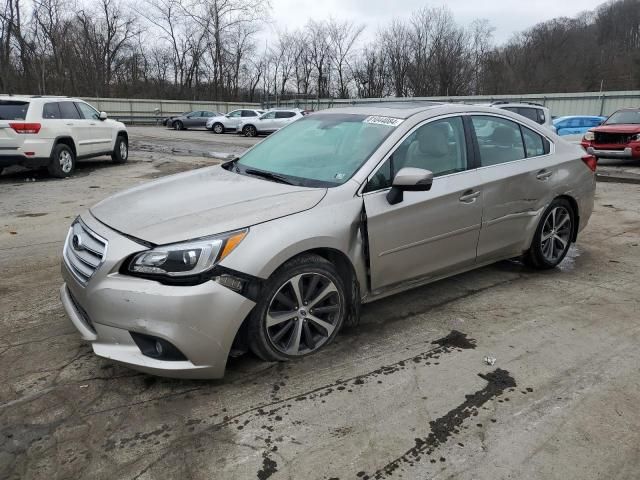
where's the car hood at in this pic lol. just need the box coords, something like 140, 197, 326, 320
90, 166, 327, 245
592, 124, 640, 134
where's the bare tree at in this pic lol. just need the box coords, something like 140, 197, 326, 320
327, 18, 364, 98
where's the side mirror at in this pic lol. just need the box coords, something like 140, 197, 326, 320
386, 167, 433, 205
99, 111, 108, 120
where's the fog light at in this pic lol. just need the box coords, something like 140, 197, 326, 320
155, 340, 164, 356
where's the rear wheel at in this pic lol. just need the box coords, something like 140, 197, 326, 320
47, 144, 75, 178
243, 125, 257, 137
174, 120, 184, 131
111, 135, 128, 164
248, 254, 347, 362
526, 198, 575, 269
212, 123, 224, 134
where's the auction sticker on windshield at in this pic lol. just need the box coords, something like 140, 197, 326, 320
363, 116, 404, 127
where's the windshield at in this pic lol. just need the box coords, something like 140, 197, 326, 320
605, 110, 640, 125
233, 113, 399, 187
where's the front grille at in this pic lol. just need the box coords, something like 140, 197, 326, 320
594, 132, 632, 145
63, 220, 107, 285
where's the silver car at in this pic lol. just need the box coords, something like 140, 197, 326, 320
60, 103, 596, 378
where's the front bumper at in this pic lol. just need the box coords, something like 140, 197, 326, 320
586, 146, 640, 159
60, 214, 256, 379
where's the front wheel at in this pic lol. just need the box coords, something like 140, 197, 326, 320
47, 144, 76, 178
248, 254, 347, 362
212, 123, 224, 134
111, 135, 128, 164
526, 198, 575, 269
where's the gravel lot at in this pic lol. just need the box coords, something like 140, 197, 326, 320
1, 127, 640, 480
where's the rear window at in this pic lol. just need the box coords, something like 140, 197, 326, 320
0, 101, 29, 120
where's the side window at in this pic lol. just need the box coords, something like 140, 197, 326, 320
567, 118, 581, 128
471, 116, 525, 166
59, 102, 81, 120
588, 118, 602, 127
241, 110, 255, 117
262, 112, 277, 119
43, 102, 61, 119
275, 111, 295, 119
364, 116, 468, 193
517, 108, 539, 123
75, 102, 100, 120
521, 126, 549, 158
537, 109, 546, 124
227, 110, 242, 118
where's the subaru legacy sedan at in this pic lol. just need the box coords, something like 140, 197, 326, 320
60, 103, 596, 378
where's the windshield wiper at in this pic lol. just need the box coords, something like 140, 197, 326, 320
243, 168, 295, 185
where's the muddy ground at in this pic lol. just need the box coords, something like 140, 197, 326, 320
1, 127, 639, 480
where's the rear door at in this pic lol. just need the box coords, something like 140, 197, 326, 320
364, 115, 483, 292
75, 102, 112, 154
471, 115, 555, 263
57, 102, 90, 156
0, 100, 30, 154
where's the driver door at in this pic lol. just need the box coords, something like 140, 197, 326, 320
363, 116, 483, 292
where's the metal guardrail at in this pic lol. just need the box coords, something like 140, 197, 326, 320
32, 90, 639, 123
78, 97, 262, 125
270, 90, 640, 118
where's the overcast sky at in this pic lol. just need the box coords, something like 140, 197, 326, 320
262, 0, 606, 44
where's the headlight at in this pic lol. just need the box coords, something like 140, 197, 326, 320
583, 131, 595, 141
128, 229, 247, 278
632, 133, 640, 141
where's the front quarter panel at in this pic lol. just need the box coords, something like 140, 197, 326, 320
219, 187, 367, 286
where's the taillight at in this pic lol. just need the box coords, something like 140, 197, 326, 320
581, 154, 597, 172
10, 123, 41, 134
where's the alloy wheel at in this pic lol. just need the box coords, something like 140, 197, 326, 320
266, 273, 341, 356
119, 141, 128, 160
244, 126, 257, 137
59, 150, 73, 173
540, 206, 572, 262
214, 124, 224, 134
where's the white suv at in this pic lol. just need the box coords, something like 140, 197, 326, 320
206, 109, 265, 134
0, 96, 128, 178
238, 109, 305, 137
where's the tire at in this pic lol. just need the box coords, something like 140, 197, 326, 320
111, 135, 128, 164
212, 123, 224, 134
248, 254, 347, 362
526, 198, 575, 269
174, 120, 184, 131
47, 143, 76, 178
243, 125, 257, 137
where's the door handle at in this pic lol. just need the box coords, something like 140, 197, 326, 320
459, 190, 480, 203
66, 123, 74, 126
536, 169, 553, 180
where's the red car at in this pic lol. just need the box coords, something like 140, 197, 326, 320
581, 108, 640, 160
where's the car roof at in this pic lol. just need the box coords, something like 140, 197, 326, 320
314, 102, 531, 120
553, 115, 605, 121
0, 95, 81, 102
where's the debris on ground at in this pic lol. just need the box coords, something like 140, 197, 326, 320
484, 356, 497, 366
